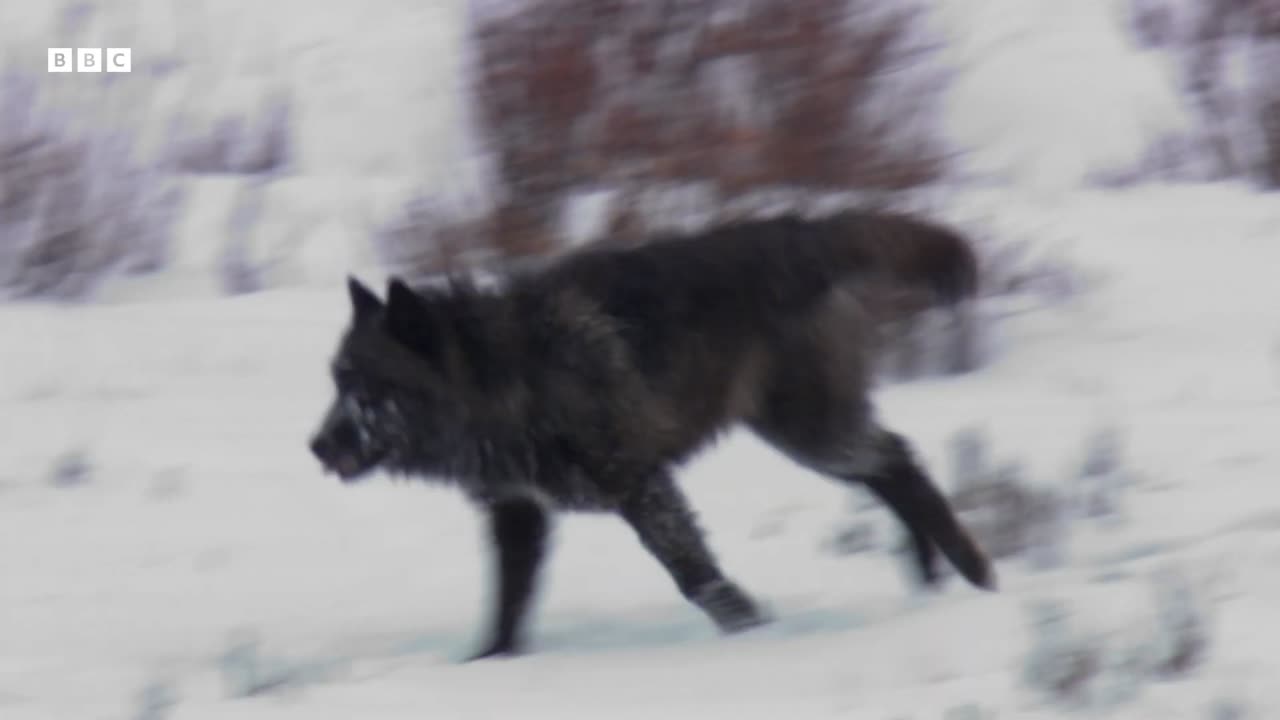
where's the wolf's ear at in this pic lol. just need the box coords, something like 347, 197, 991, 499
387, 276, 415, 306
384, 277, 421, 340
348, 275, 383, 320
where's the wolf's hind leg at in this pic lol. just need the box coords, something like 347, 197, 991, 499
756, 426, 948, 589
620, 472, 769, 632
853, 429, 996, 590
859, 475, 943, 586
750, 403, 994, 591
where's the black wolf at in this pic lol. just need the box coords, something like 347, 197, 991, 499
308, 210, 996, 661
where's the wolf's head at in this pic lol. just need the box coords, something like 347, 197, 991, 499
308, 276, 468, 483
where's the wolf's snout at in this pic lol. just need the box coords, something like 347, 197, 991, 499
309, 434, 333, 463
309, 428, 375, 481
309, 433, 346, 475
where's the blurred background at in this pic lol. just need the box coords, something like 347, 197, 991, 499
1, 0, 1277, 304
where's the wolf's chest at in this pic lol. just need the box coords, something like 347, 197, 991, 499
456, 470, 617, 513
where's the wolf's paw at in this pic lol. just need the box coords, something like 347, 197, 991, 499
459, 641, 523, 663
954, 547, 998, 591
693, 579, 772, 633
722, 609, 773, 634
972, 560, 998, 591
937, 530, 998, 592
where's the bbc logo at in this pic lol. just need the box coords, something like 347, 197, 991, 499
48, 48, 131, 73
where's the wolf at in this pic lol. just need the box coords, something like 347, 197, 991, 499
308, 210, 996, 661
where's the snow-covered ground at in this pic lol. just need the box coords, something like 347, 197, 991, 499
4, 0, 1280, 717
3, 184, 1280, 719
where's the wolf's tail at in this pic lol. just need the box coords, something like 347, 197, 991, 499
834, 210, 980, 309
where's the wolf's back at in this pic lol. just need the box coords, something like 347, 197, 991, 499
520, 209, 979, 337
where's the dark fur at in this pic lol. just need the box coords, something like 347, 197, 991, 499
309, 210, 996, 660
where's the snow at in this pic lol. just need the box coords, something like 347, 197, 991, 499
931, 1, 1198, 193
5, 0, 1280, 717
4, 184, 1280, 719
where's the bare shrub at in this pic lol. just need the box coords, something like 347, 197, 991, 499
166, 85, 293, 176
0, 67, 184, 301
975, 232, 1085, 305
1124, 0, 1280, 187
946, 434, 1068, 570
1021, 598, 1152, 710
462, 0, 948, 262
372, 193, 505, 283
1023, 566, 1217, 711
1147, 565, 1213, 678
954, 461, 1068, 568
947, 422, 1054, 563
1022, 599, 1104, 709
945, 421, 1139, 575
1075, 424, 1131, 525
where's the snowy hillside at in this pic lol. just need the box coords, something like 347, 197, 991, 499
3, 0, 1254, 298
4, 185, 1280, 719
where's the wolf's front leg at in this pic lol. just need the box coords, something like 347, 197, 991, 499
465, 494, 551, 662
620, 472, 770, 633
